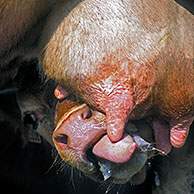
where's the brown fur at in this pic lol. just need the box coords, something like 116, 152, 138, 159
0, 0, 81, 69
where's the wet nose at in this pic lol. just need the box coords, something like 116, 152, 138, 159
53, 103, 106, 155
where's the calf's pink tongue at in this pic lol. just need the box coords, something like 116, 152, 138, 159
92, 134, 137, 163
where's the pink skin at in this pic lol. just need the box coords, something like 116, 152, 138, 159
170, 114, 194, 148
98, 84, 134, 143
53, 104, 107, 155
54, 85, 69, 100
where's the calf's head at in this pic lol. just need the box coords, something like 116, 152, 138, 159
53, 97, 156, 184
16, 60, 57, 145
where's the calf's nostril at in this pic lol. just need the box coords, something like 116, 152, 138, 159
82, 109, 93, 119
54, 134, 68, 145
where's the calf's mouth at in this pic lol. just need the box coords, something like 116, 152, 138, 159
53, 102, 164, 184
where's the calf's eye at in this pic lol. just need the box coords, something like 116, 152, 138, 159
23, 112, 38, 130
